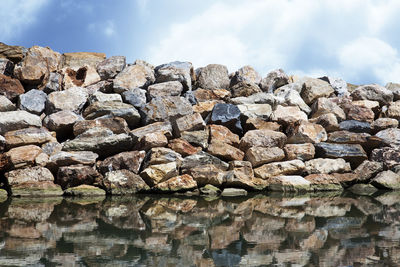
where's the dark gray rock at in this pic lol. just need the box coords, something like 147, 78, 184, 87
181, 151, 229, 173
0, 58, 14, 76
339, 120, 371, 133
370, 147, 400, 170
184, 91, 197, 105
314, 142, 367, 167
43, 72, 62, 94
96, 56, 126, 79
121, 87, 147, 109
18, 89, 47, 115
57, 164, 102, 189
155, 61, 193, 90
209, 103, 242, 135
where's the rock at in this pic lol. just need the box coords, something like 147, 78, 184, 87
192, 100, 221, 117
11, 181, 63, 197
102, 169, 150, 194
349, 184, 378, 195
370, 147, 400, 170
167, 138, 201, 156
135, 131, 168, 151
268, 175, 312, 192
142, 96, 193, 124
73, 117, 129, 136
0, 42, 26, 63
0, 95, 16, 112
62, 65, 101, 89
187, 164, 226, 187
0, 189, 7, 200
5, 145, 42, 169
284, 143, 315, 161
6, 166, 54, 185
41, 141, 62, 155
199, 184, 221, 195
57, 164, 102, 189
327, 131, 370, 146
245, 146, 285, 167
64, 184, 106, 196
143, 147, 182, 167
310, 97, 346, 121
314, 142, 367, 167
231, 65, 261, 85
351, 84, 393, 105
342, 103, 375, 123
304, 158, 351, 174
48, 151, 98, 170
352, 99, 380, 114
254, 160, 305, 179
207, 141, 245, 161
98, 150, 145, 174
89, 91, 122, 103
85, 79, 113, 94
237, 104, 272, 119
371, 171, 400, 190
175, 113, 205, 135
197, 64, 230, 90
224, 160, 267, 190
121, 87, 147, 109
154, 174, 197, 192
304, 174, 343, 191
309, 113, 339, 132
275, 87, 311, 114
0, 135, 5, 152
286, 121, 327, 144
300, 77, 334, 105
375, 128, 400, 147
239, 129, 287, 152
230, 82, 261, 97
371, 118, 398, 133
230, 92, 281, 106
155, 61, 193, 90
181, 151, 229, 173
209, 103, 242, 135
181, 130, 209, 149
245, 118, 282, 131
96, 55, 126, 79
140, 162, 179, 186
0, 58, 13, 76
271, 105, 308, 124
83, 101, 140, 128
339, 120, 371, 133
43, 110, 83, 137
43, 72, 62, 94
353, 160, 383, 182
47, 86, 88, 114
208, 124, 239, 147
387, 100, 400, 120
321, 76, 349, 96
61, 52, 106, 69
221, 188, 248, 196
147, 81, 183, 98
62, 128, 133, 157
130, 121, 173, 142
260, 69, 289, 92
194, 88, 231, 103
4, 127, 55, 149
18, 89, 47, 116
113, 64, 155, 93
0, 74, 24, 101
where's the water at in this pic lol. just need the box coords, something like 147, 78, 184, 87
0, 191, 399, 266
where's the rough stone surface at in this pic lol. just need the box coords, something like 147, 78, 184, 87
209, 103, 242, 135
0, 111, 41, 135
64, 184, 106, 196
353, 160, 383, 182
98, 150, 145, 174
0, 95, 16, 112
18, 89, 47, 115
311, 97, 346, 121
147, 81, 183, 99
284, 143, 315, 161
309, 113, 339, 132
231, 65, 261, 85
0, 42, 26, 63
43, 111, 83, 136
197, 64, 230, 90
113, 64, 155, 93
304, 174, 343, 191
371, 171, 400, 190
342, 103, 375, 123
47, 87, 88, 114
268, 175, 312, 192
144, 147, 182, 167
102, 169, 150, 195
154, 174, 197, 192
327, 130, 370, 145
140, 162, 179, 186
121, 88, 147, 109
260, 69, 289, 92
245, 146, 285, 167
239, 129, 287, 152
314, 142, 367, 167
96, 56, 126, 79
230, 82, 261, 97
375, 128, 400, 147
5, 166, 54, 185
130, 121, 172, 142
372, 118, 399, 133
181, 130, 209, 149
286, 121, 327, 144
370, 147, 400, 170
155, 61, 193, 90
300, 78, 334, 105
135, 131, 168, 151
351, 84, 394, 105
175, 112, 205, 135
168, 138, 202, 156
4, 127, 55, 149
207, 141, 245, 161
6, 145, 42, 169
339, 120, 371, 133
57, 164, 102, 189
143, 96, 193, 124
48, 151, 98, 170
304, 158, 351, 175
271, 105, 308, 124
221, 188, 248, 196
89, 91, 122, 103
237, 104, 272, 120
61, 52, 105, 69
254, 160, 305, 179
181, 151, 229, 174
73, 117, 129, 136
43, 72, 62, 94
275, 87, 311, 114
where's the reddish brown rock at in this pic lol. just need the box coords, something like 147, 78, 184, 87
239, 129, 287, 152
175, 112, 205, 135
207, 141, 245, 161
245, 146, 285, 167
98, 150, 146, 175
168, 138, 202, 156
57, 164, 102, 189
327, 131, 370, 145
135, 131, 168, 151
208, 124, 239, 146
286, 121, 327, 144
309, 113, 340, 132
271, 105, 308, 124
245, 118, 282, 131
192, 100, 222, 117
371, 118, 399, 134
342, 103, 375, 123
140, 162, 179, 186
0, 74, 24, 101
188, 164, 225, 187
193, 88, 231, 102
311, 97, 346, 121
153, 174, 197, 192
4, 127, 56, 149
73, 117, 129, 136
254, 160, 305, 179
5, 145, 42, 169
284, 143, 315, 161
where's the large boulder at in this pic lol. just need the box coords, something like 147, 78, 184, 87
57, 164, 102, 189
387, 101, 400, 120
140, 162, 179, 186
0, 74, 24, 101
375, 128, 400, 147
175, 112, 205, 135
207, 141, 245, 161
271, 105, 308, 124
260, 69, 289, 92
209, 103, 242, 135
155, 61, 193, 90
98, 150, 145, 175
142, 96, 193, 124
83, 101, 141, 128
239, 129, 287, 152
102, 169, 150, 195
61, 65, 101, 89
168, 138, 202, 156
254, 160, 305, 179
147, 81, 183, 99
230, 82, 261, 97
310, 97, 345, 121
47, 151, 98, 170
153, 174, 197, 193
370, 147, 400, 170
304, 174, 343, 191
46, 86, 88, 114
231, 65, 262, 85
4, 127, 55, 149
351, 84, 393, 105
143, 147, 182, 168
113, 64, 155, 93
268, 175, 312, 192
6, 166, 54, 185
245, 146, 285, 167
371, 171, 400, 190
43, 110, 83, 137
223, 161, 268, 191
197, 64, 230, 89
61, 52, 105, 69
353, 160, 383, 182
43, 72, 62, 94
286, 121, 327, 144
96, 55, 126, 79
314, 142, 367, 167
339, 120, 371, 133
304, 158, 351, 174
284, 143, 315, 161
274, 87, 311, 114
18, 89, 47, 115
208, 124, 239, 146
121, 87, 147, 109
0, 42, 26, 63
300, 77, 334, 105
5, 144, 42, 169
73, 117, 129, 136
130, 121, 173, 143
181, 151, 229, 174
237, 104, 272, 120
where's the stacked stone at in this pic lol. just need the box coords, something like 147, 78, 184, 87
1, 41, 400, 197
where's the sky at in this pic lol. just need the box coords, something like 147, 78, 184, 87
1, 0, 400, 85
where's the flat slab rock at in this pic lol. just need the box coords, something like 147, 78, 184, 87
268, 175, 313, 192
64, 184, 106, 196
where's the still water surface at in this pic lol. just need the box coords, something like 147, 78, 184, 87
0, 191, 400, 266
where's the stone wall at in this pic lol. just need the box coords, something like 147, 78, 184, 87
0, 41, 400, 198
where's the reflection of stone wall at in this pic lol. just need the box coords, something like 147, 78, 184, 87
0, 193, 400, 266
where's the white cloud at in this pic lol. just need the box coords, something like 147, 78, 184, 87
0, 0, 49, 42
146, 0, 400, 84
87, 20, 116, 38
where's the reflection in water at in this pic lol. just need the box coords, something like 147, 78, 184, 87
0, 192, 399, 266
